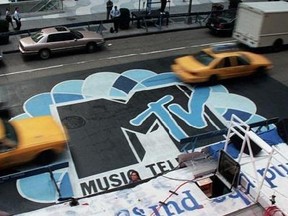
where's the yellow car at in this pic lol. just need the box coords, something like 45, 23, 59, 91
171, 44, 273, 83
0, 116, 68, 171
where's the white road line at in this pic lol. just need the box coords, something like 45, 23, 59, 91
74, 60, 95, 64
0, 65, 63, 77
140, 47, 187, 55
105, 53, 138, 59
1, 40, 236, 77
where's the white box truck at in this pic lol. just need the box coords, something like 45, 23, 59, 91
233, 1, 288, 51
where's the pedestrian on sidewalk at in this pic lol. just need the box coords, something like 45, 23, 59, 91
147, 0, 152, 14
5, 8, 14, 29
110, 6, 121, 33
106, 0, 113, 20
13, 7, 21, 31
160, 0, 167, 13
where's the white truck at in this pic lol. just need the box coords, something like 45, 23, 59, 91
233, 1, 288, 51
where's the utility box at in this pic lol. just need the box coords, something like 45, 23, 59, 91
233, 1, 288, 51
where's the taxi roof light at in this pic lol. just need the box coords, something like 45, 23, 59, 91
211, 43, 239, 53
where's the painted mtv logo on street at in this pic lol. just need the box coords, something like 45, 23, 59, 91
15, 69, 266, 197
58, 85, 217, 178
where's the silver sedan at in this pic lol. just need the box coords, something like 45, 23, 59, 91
19, 26, 105, 59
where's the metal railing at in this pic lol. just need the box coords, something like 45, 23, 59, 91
0, 10, 216, 37
29, 0, 61, 12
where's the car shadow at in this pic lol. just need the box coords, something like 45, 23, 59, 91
21, 46, 106, 61
237, 43, 288, 54
191, 72, 270, 88
207, 30, 233, 38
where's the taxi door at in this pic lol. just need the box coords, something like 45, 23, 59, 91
213, 57, 235, 79
229, 56, 252, 77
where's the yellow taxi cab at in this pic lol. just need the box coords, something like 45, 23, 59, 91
171, 43, 273, 83
0, 116, 68, 171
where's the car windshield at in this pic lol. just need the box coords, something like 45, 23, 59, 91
239, 54, 250, 64
218, 16, 232, 23
31, 32, 45, 43
0, 120, 18, 152
1, 120, 18, 142
71, 30, 83, 39
221, 11, 236, 19
194, 51, 214, 66
214, 11, 236, 23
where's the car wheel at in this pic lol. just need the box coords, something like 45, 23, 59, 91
272, 39, 283, 52
39, 49, 51, 60
86, 42, 97, 53
208, 75, 218, 85
35, 150, 57, 165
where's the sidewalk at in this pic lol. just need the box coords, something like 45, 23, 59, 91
1, 1, 227, 54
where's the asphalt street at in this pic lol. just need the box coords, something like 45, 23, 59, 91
1, 53, 288, 214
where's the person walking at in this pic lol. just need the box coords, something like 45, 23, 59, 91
110, 6, 121, 33
5, 8, 14, 29
106, 0, 113, 20
13, 7, 21, 31
160, 0, 167, 13
147, 0, 152, 14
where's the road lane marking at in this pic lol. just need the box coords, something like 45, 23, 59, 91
140, 47, 186, 55
105, 53, 138, 59
190, 40, 236, 48
1, 40, 236, 77
0, 65, 63, 77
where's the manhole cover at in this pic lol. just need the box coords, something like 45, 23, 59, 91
62, 116, 86, 129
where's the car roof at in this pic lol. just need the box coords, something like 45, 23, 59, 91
41, 26, 70, 34
204, 48, 244, 58
203, 43, 243, 58
211, 10, 236, 22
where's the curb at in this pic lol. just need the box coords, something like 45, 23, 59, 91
105, 25, 206, 40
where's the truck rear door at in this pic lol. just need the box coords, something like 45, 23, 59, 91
235, 7, 263, 41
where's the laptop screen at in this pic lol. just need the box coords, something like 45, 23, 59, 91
217, 150, 240, 188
